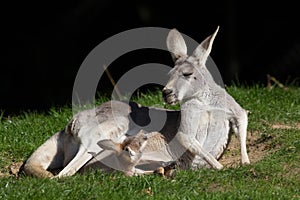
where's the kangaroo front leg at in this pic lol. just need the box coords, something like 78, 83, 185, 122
176, 132, 223, 169
54, 146, 93, 178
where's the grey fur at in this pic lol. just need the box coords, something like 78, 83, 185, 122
23, 27, 249, 178
163, 27, 250, 169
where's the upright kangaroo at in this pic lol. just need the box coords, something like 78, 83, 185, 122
162, 26, 250, 169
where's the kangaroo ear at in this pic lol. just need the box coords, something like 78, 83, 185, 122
97, 139, 122, 154
166, 29, 188, 61
192, 26, 219, 66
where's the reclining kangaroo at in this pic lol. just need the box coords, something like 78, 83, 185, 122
24, 27, 250, 178
24, 101, 181, 178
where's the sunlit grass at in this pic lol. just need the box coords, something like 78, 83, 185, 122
0, 86, 299, 199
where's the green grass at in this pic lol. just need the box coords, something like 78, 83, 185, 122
1, 86, 300, 199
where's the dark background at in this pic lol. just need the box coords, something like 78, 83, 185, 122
1, 0, 300, 116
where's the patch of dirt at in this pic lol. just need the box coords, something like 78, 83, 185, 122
220, 131, 279, 168
9, 161, 24, 177
0, 155, 24, 178
207, 182, 227, 192
0, 171, 6, 178
270, 122, 300, 130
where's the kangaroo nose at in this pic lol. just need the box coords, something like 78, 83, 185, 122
162, 88, 172, 97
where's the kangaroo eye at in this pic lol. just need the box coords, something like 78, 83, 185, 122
183, 72, 193, 77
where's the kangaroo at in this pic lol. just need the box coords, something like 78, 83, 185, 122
93, 130, 156, 176
24, 27, 249, 178
94, 130, 176, 177
162, 26, 250, 169
24, 101, 180, 178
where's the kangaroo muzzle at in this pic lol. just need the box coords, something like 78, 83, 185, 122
162, 88, 178, 105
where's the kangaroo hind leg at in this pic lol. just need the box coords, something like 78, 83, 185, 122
24, 131, 65, 178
